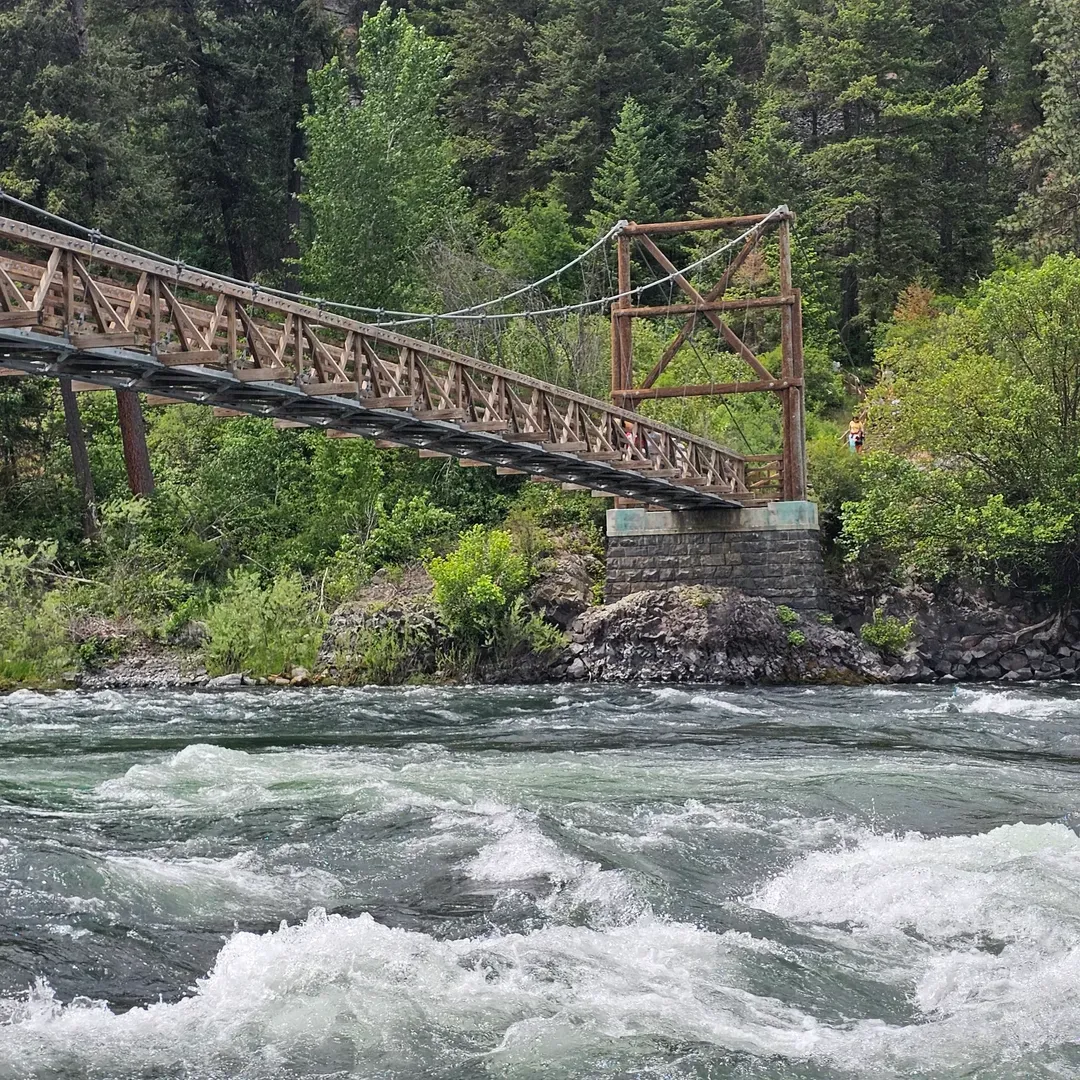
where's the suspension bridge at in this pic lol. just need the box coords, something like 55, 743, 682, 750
0, 204, 806, 513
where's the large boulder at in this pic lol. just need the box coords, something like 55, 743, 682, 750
527, 550, 602, 629
568, 586, 888, 684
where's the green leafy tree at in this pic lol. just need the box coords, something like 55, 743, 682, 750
300, 4, 467, 310
840, 259, 1080, 587
494, 185, 580, 285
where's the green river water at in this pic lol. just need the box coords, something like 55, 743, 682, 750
0, 683, 1078, 1078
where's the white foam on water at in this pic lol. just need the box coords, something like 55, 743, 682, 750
457, 808, 649, 929
752, 821, 1080, 1071
94, 743, 426, 816
687, 692, 762, 714
98, 852, 342, 920
950, 688, 1072, 720
0, 909, 822, 1079
463, 812, 582, 885
754, 821, 1080, 944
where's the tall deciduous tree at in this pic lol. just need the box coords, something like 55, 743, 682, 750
299, 4, 466, 309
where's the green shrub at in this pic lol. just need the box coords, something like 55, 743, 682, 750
0, 540, 78, 686
859, 609, 915, 656
427, 526, 531, 645
204, 570, 326, 677
335, 624, 428, 685
362, 495, 454, 569
816, 612, 834, 624
776, 605, 798, 625
787, 629, 807, 647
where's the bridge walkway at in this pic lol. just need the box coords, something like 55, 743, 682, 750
0, 216, 778, 510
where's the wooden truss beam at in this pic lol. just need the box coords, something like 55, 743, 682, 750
0, 214, 757, 509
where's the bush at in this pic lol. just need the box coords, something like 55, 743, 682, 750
0, 540, 78, 686
787, 629, 807, 647
321, 495, 455, 604
335, 624, 428, 685
776, 605, 798, 625
204, 570, 326, 677
859, 609, 915, 656
427, 526, 532, 646
362, 495, 454, 570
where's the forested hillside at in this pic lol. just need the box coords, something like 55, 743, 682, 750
2, 0, 1079, 683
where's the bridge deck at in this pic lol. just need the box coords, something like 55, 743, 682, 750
0, 216, 769, 509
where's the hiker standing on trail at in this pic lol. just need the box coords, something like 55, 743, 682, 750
847, 417, 865, 453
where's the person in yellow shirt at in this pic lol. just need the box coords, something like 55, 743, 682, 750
847, 417, 865, 453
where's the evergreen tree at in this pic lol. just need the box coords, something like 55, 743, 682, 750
662, 0, 760, 195
695, 98, 802, 217
753, 0, 989, 352
300, 4, 466, 309
587, 98, 670, 231
0, 0, 174, 242
1007, 0, 1080, 258
519, 0, 670, 216
445, 0, 549, 213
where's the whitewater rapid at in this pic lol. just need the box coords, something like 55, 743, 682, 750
1, 683, 1078, 1079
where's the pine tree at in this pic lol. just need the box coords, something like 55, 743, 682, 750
519, 0, 670, 217
587, 98, 670, 231
1007, 0, 1080, 257
696, 98, 802, 217
750, 0, 989, 352
662, 0, 760, 187
445, 0, 549, 213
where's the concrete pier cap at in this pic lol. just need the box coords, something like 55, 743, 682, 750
605, 500, 825, 610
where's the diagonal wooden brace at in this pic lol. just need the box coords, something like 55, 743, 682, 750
635, 234, 772, 383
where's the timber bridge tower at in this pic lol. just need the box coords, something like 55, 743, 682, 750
603, 209, 822, 609
0, 203, 823, 609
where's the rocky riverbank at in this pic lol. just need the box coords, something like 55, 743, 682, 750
58, 558, 1080, 690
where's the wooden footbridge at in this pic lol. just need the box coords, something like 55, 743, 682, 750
0, 211, 805, 510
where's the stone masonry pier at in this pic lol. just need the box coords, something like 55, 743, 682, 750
605, 501, 825, 610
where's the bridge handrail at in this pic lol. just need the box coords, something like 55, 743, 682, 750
0, 214, 749, 494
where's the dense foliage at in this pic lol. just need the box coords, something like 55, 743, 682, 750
1, 0, 1080, 683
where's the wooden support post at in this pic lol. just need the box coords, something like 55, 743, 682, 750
62, 251, 75, 333
616, 234, 633, 406
115, 389, 154, 496
777, 215, 806, 501
226, 297, 237, 366
59, 376, 97, 537
792, 287, 807, 497
149, 275, 160, 347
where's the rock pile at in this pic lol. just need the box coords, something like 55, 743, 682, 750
890, 612, 1080, 682
563, 586, 888, 684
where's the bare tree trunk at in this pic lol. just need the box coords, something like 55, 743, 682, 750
283, 47, 307, 294
59, 377, 98, 537
115, 390, 154, 496
66, 0, 89, 57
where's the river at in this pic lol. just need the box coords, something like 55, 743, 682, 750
0, 683, 1078, 1078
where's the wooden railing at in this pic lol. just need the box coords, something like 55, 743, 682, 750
0, 216, 760, 501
